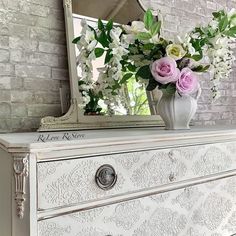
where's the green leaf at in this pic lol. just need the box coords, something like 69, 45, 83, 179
191, 50, 203, 61
98, 19, 104, 30
142, 43, 155, 50
106, 20, 113, 31
223, 26, 236, 37
105, 49, 113, 63
136, 32, 152, 41
150, 21, 161, 35
94, 48, 105, 58
144, 9, 154, 30
219, 15, 228, 32
136, 65, 152, 80
212, 10, 225, 19
160, 83, 176, 95
97, 31, 109, 47
72, 36, 81, 44
88, 25, 98, 40
127, 63, 137, 72
120, 73, 133, 84
212, 11, 221, 18
192, 65, 210, 72
146, 78, 159, 91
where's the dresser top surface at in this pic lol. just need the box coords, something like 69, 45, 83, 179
0, 126, 236, 154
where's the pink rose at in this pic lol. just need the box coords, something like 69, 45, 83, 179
176, 68, 199, 95
151, 57, 180, 84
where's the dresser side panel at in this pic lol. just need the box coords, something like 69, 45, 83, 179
0, 148, 12, 236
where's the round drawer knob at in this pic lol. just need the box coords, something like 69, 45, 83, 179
95, 164, 117, 190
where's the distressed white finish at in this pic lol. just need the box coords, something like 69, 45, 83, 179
0, 126, 236, 235
13, 156, 29, 219
38, 142, 236, 210
38, 176, 236, 236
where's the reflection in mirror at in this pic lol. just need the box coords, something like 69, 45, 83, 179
72, 0, 158, 116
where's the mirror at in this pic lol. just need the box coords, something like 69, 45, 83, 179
39, 0, 163, 131
72, 0, 156, 116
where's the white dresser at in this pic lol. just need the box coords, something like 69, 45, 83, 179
0, 127, 236, 236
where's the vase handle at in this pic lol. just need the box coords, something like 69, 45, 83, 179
194, 86, 202, 101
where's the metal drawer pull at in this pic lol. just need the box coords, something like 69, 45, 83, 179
95, 164, 117, 190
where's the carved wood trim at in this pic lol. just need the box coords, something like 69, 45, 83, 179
64, 0, 72, 8
13, 156, 29, 219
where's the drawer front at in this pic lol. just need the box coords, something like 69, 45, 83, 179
38, 175, 236, 236
37, 142, 236, 210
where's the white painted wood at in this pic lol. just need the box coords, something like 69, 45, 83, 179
0, 126, 236, 235
38, 175, 236, 236
0, 149, 12, 236
37, 142, 236, 210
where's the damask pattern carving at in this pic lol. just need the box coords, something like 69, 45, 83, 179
38, 221, 71, 236
104, 200, 147, 230
133, 207, 187, 235
172, 186, 204, 211
38, 176, 236, 236
40, 159, 125, 208
192, 193, 232, 230
38, 142, 236, 210
192, 146, 232, 176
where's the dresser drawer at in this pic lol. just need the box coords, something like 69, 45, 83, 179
38, 175, 236, 236
37, 141, 236, 210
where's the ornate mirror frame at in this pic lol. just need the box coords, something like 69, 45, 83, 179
39, 0, 164, 131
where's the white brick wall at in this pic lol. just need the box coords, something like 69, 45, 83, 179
0, 0, 69, 132
0, 0, 235, 132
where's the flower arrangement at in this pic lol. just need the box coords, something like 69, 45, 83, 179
73, 9, 236, 114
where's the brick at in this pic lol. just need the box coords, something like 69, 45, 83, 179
8, 24, 29, 39
12, 89, 61, 105
33, 91, 61, 104
28, 0, 63, 10
28, 4, 50, 17
36, 16, 65, 31
11, 77, 24, 90
0, 36, 9, 49
9, 37, 38, 51
10, 12, 37, 26
39, 42, 67, 55
11, 103, 27, 117
206, 1, 217, 10
27, 52, 60, 67
11, 117, 40, 131
0, 102, 11, 118
29, 27, 50, 41
49, 29, 66, 44
0, 76, 11, 89
27, 104, 61, 117
24, 78, 61, 92
0, 90, 10, 101
15, 65, 51, 79
11, 90, 34, 103
52, 68, 69, 80
0, 63, 14, 76
10, 50, 27, 63
0, 49, 9, 62
0, 119, 12, 132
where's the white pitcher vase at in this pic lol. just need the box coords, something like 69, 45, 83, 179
157, 88, 201, 130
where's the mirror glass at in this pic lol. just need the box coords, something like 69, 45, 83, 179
72, 0, 157, 116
